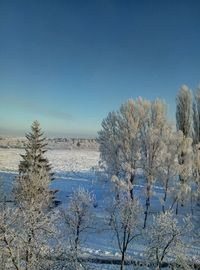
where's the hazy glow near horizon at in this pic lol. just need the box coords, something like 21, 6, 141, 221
0, 0, 200, 137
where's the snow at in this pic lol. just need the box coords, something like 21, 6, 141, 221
0, 148, 200, 269
0, 148, 99, 173
0, 148, 23, 172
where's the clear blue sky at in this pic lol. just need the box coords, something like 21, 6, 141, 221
0, 0, 200, 137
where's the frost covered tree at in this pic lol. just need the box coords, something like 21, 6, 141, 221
13, 153, 55, 269
176, 86, 193, 211
193, 88, 200, 207
158, 129, 193, 214
116, 99, 143, 199
19, 121, 52, 177
15, 166, 52, 210
192, 143, 200, 208
0, 207, 21, 270
176, 85, 193, 138
176, 87, 193, 170
98, 111, 121, 178
62, 188, 95, 270
170, 134, 193, 214
15, 120, 53, 208
158, 128, 181, 212
18, 193, 56, 270
107, 193, 141, 270
140, 99, 169, 228
98, 98, 148, 199
147, 211, 192, 270
193, 87, 200, 145
7, 121, 58, 270
0, 191, 57, 270
99, 98, 174, 226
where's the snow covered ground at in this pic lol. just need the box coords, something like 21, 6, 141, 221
0, 148, 99, 172
0, 148, 200, 269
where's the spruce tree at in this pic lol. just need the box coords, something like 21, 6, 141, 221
19, 120, 52, 176
12, 121, 56, 269
15, 121, 53, 207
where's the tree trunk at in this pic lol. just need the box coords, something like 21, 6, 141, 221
115, 172, 120, 201
190, 193, 194, 215
73, 222, 80, 269
179, 152, 185, 207
170, 196, 177, 211
143, 184, 151, 229
175, 201, 179, 215
120, 252, 125, 270
162, 179, 169, 213
129, 173, 135, 200
25, 233, 32, 270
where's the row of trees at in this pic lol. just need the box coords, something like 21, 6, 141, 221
98, 85, 200, 228
0, 121, 196, 270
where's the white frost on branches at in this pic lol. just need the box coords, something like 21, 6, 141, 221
146, 210, 192, 270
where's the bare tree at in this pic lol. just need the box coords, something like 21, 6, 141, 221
107, 193, 141, 270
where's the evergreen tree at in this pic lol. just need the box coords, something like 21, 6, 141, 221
19, 120, 52, 176
9, 121, 57, 270
15, 120, 53, 207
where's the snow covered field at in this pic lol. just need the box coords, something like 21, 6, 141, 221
0, 148, 99, 173
0, 148, 200, 269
